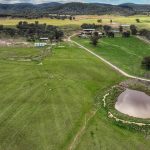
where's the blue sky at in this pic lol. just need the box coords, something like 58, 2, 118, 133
0, 0, 150, 4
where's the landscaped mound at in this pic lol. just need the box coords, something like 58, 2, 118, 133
115, 89, 150, 119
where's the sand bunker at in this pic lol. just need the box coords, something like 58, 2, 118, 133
115, 89, 150, 119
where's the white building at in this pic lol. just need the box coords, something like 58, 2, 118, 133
34, 43, 47, 47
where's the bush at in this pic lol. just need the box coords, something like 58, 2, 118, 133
122, 31, 130, 38
142, 56, 150, 70
136, 19, 140, 23
130, 25, 137, 35
107, 32, 114, 38
81, 23, 102, 29
119, 26, 123, 33
103, 25, 111, 33
97, 19, 102, 23
90, 32, 99, 46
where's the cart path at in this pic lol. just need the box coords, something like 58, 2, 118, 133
68, 35, 150, 82
67, 34, 150, 150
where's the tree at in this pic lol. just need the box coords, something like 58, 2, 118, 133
35, 21, 39, 25
110, 19, 112, 23
4, 28, 17, 37
130, 25, 137, 35
97, 19, 102, 23
69, 16, 73, 20
136, 19, 140, 23
103, 25, 111, 33
142, 56, 150, 70
107, 32, 114, 38
90, 32, 99, 46
81, 23, 102, 29
119, 26, 123, 33
122, 31, 130, 38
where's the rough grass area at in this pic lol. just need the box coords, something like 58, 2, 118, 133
73, 36, 150, 78
0, 47, 41, 59
1, 15, 150, 29
0, 42, 124, 150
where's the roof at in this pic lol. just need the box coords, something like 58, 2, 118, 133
34, 43, 47, 47
83, 29, 95, 31
40, 37, 49, 40
112, 30, 120, 33
121, 24, 130, 27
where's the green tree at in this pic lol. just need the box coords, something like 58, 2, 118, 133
97, 19, 102, 23
136, 19, 140, 23
90, 32, 99, 46
130, 25, 137, 35
142, 56, 150, 70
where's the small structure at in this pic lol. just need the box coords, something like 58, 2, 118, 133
34, 43, 47, 47
83, 29, 95, 35
40, 37, 49, 42
121, 24, 130, 27
111, 30, 120, 37
112, 30, 120, 33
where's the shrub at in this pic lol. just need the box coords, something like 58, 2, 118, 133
119, 26, 123, 33
81, 23, 102, 29
122, 31, 130, 38
97, 19, 102, 23
103, 25, 111, 33
130, 25, 137, 35
90, 32, 99, 46
136, 19, 140, 23
142, 56, 150, 70
107, 32, 115, 38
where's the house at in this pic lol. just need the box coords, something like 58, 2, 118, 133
83, 29, 95, 35
78, 30, 104, 38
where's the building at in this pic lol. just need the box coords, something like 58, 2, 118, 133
34, 43, 47, 47
78, 29, 104, 38
121, 24, 130, 27
40, 37, 49, 42
83, 29, 96, 35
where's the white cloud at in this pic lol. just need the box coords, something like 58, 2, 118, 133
0, 0, 149, 4
0, 0, 83, 4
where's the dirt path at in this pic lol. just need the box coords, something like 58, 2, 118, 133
68, 110, 97, 150
136, 36, 150, 44
69, 35, 150, 82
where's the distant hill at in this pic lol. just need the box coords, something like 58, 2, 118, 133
119, 3, 150, 12
0, 2, 150, 17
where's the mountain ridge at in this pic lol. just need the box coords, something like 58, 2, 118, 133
0, 2, 149, 16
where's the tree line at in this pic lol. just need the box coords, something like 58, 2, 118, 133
0, 21, 64, 42
80, 23, 150, 70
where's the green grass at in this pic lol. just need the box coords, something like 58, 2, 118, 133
0, 47, 42, 59
1, 15, 150, 29
0, 42, 124, 150
75, 109, 150, 150
73, 36, 150, 78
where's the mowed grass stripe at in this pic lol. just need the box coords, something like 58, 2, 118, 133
0, 42, 124, 150
1, 81, 49, 149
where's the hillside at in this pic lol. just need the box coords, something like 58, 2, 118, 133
0, 2, 150, 16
